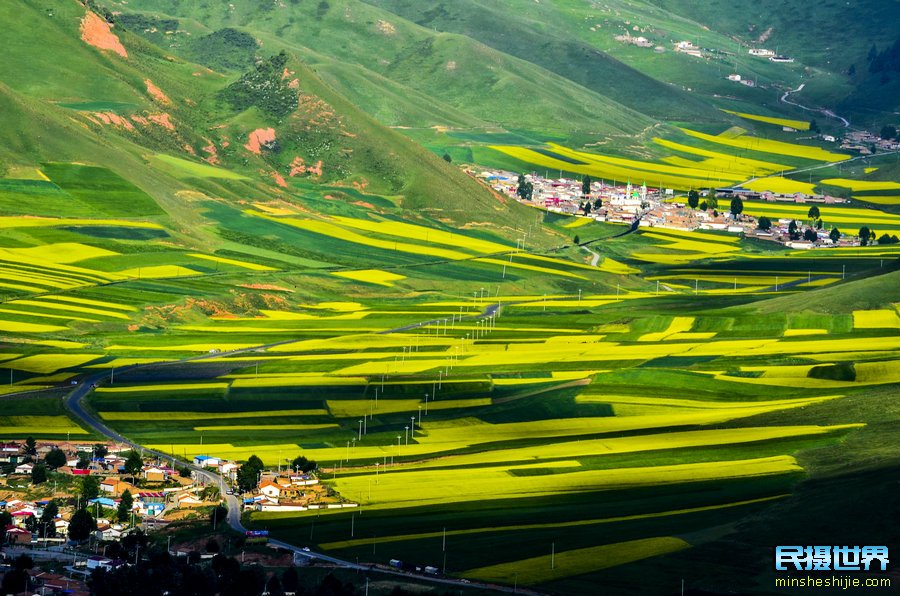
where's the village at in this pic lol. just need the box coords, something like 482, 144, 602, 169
0, 439, 333, 594
478, 169, 894, 249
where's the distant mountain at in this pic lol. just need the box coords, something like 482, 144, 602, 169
115, 0, 899, 147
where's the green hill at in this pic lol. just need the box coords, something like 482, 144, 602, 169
1, 0, 527, 227
749, 268, 900, 314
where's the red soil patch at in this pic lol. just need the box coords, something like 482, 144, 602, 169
183, 144, 196, 155
352, 179, 369, 191
244, 128, 277, 154
80, 11, 127, 58
352, 200, 376, 209
288, 156, 324, 177
287, 78, 300, 90
144, 79, 172, 105
271, 171, 288, 188
201, 139, 219, 164
147, 113, 175, 130
91, 112, 134, 130
130, 115, 149, 126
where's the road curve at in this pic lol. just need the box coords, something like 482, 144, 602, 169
62, 309, 529, 594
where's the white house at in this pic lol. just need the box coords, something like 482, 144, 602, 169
259, 481, 285, 499
14, 463, 33, 474
749, 48, 775, 57
193, 455, 220, 468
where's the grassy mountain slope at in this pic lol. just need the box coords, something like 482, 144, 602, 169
4, 0, 528, 227
366, 0, 724, 122
107, 0, 657, 138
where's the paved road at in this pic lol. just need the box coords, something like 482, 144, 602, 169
62, 308, 527, 594
781, 83, 850, 127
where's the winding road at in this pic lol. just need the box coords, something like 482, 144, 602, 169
780, 83, 850, 127
62, 308, 533, 594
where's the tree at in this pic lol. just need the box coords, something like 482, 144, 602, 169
206, 538, 220, 553
93, 444, 108, 459
441, 153, 452, 163
881, 125, 897, 140
39, 500, 58, 538
291, 455, 317, 473
210, 505, 227, 527
699, 200, 708, 211
76, 452, 91, 470
707, 196, 719, 211
803, 228, 818, 242
117, 489, 133, 523
788, 220, 799, 239
593, 197, 602, 210
573, 235, 580, 245
31, 463, 47, 485
24, 437, 36, 456
807, 205, 820, 220
282, 567, 299, 593
124, 450, 143, 484
581, 175, 592, 197
687, 189, 700, 209
730, 197, 743, 217
246, 455, 264, 473
859, 226, 872, 246
522, 181, 533, 201
810, 119, 820, 133
1, 569, 27, 595
200, 485, 220, 501
81, 475, 101, 501
236, 464, 259, 493
757, 216, 772, 231
0, 510, 12, 529
45, 448, 66, 469
68, 508, 96, 542
178, 466, 192, 478
515, 174, 527, 200
829, 227, 841, 243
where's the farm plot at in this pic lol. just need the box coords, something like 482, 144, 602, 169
720, 110, 811, 131
678, 128, 849, 162
40, 163, 164, 217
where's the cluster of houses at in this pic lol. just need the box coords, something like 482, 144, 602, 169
190, 454, 345, 514
482, 169, 877, 249
0, 441, 220, 549
838, 130, 900, 154
480, 170, 660, 225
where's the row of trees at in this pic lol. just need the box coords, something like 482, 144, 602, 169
858, 226, 900, 246
757, 217, 841, 243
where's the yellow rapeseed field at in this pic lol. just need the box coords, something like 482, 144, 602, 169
332, 269, 407, 286
188, 253, 276, 271
679, 128, 849, 162
853, 309, 900, 329
720, 110, 811, 130
7, 354, 101, 373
